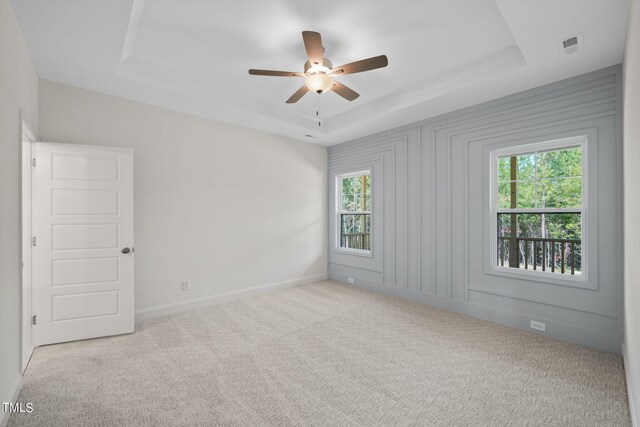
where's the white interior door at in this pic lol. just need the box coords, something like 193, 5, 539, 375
32, 142, 134, 346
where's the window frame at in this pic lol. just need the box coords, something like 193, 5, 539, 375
336, 169, 373, 256
488, 135, 589, 284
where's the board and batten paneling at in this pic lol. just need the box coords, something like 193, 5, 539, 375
328, 66, 623, 354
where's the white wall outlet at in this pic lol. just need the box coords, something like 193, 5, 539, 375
347, 277, 355, 284
181, 280, 191, 291
530, 320, 546, 332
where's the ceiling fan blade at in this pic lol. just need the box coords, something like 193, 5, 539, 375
286, 86, 309, 103
332, 81, 359, 101
302, 31, 324, 66
330, 55, 388, 75
249, 69, 303, 77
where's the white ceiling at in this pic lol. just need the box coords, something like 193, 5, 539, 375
11, 0, 629, 146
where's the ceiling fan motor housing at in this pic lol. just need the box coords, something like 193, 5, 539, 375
304, 59, 333, 74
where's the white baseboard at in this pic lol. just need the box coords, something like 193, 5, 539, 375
0, 375, 23, 427
624, 342, 638, 427
21, 346, 33, 374
330, 271, 621, 354
135, 274, 327, 322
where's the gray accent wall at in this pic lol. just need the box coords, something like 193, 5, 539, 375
328, 66, 623, 354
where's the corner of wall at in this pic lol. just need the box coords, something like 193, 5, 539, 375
624, 342, 639, 426
1, 0, 39, 420
0, 375, 23, 427
623, 0, 640, 423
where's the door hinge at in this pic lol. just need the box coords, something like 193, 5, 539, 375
32, 237, 36, 247
32, 158, 36, 167
31, 315, 36, 325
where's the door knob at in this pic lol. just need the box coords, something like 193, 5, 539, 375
121, 247, 131, 254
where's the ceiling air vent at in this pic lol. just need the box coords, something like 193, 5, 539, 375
559, 33, 583, 55
563, 37, 578, 49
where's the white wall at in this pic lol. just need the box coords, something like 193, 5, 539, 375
38, 80, 327, 316
0, 0, 38, 424
623, 0, 640, 422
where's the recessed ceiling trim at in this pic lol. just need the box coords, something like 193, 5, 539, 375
323, 46, 526, 132
120, 0, 145, 63
14, 0, 623, 145
119, 0, 321, 131
118, 0, 527, 136
119, 55, 321, 130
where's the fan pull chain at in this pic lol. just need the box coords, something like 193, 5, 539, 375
316, 96, 322, 127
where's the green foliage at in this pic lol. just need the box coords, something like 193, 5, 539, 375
341, 214, 371, 237
340, 173, 372, 250
498, 213, 581, 240
498, 146, 582, 210
341, 173, 371, 212
497, 146, 582, 241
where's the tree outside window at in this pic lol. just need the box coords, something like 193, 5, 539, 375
495, 143, 584, 276
338, 171, 371, 252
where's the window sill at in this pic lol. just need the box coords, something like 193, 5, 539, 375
334, 247, 373, 258
485, 266, 596, 290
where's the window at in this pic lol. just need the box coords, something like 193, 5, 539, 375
337, 171, 371, 253
492, 138, 586, 277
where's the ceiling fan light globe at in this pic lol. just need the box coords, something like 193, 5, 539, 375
305, 73, 333, 94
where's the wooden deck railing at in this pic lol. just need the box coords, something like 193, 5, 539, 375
340, 213, 371, 251
498, 236, 581, 275
341, 233, 371, 251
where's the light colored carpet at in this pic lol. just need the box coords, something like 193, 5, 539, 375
9, 281, 630, 426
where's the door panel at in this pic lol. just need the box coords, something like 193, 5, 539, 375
52, 189, 119, 215
52, 290, 120, 321
52, 224, 119, 250
52, 154, 119, 181
32, 142, 134, 346
52, 257, 119, 286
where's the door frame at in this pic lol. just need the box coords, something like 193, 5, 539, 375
21, 119, 36, 372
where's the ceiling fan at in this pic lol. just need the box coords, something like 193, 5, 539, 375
248, 31, 388, 104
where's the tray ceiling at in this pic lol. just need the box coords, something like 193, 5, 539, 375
11, 0, 629, 145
